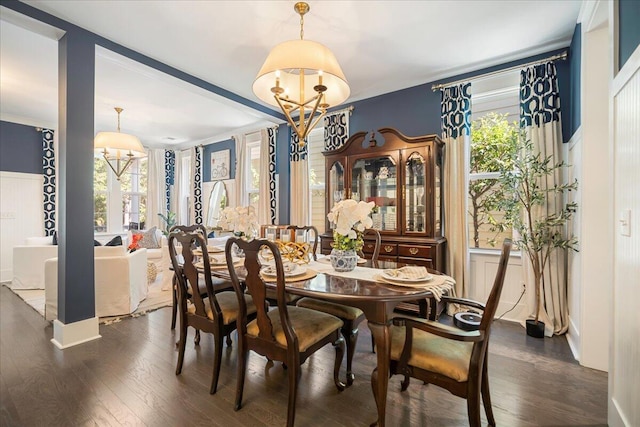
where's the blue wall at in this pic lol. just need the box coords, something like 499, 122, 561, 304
344, 48, 573, 143
619, 0, 640, 70
0, 121, 42, 174
568, 24, 582, 139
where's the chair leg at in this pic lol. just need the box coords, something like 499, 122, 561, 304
226, 333, 232, 347
481, 358, 496, 426
176, 324, 187, 375
371, 335, 375, 353
333, 337, 346, 391
171, 285, 177, 330
235, 344, 248, 411
400, 375, 410, 391
341, 324, 358, 386
195, 330, 201, 345
210, 333, 223, 394
286, 357, 301, 427
467, 385, 482, 427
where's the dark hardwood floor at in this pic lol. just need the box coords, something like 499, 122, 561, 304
0, 285, 607, 426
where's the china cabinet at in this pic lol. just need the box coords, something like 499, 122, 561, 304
321, 128, 446, 317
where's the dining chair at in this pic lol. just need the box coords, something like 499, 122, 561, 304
296, 227, 382, 385
388, 239, 512, 427
225, 237, 345, 427
168, 230, 257, 394
286, 225, 319, 260
168, 224, 212, 332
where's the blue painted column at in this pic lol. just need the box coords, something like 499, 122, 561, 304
57, 30, 96, 324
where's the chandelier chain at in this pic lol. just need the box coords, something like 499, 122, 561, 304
299, 13, 304, 40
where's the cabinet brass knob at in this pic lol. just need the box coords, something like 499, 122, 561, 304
384, 245, 394, 253
409, 247, 419, 255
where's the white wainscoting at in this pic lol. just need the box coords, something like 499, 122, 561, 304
0, 172, 44, 282
469, 250, 524, 323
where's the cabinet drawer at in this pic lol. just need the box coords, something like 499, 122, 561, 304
398, 244, 432, 258
399, 257, 434, 269
379, 243, 398, 256
362, 241, 378, 254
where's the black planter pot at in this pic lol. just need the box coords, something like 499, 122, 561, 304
526, 319, 545, 338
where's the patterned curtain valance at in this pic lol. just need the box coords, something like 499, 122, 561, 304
323, 108, 351, 151
164, 150, 175, 213
289, 130, 308, 162
520, 62, 561, 127
42, 129, 56, 236
440, 83, 471, 139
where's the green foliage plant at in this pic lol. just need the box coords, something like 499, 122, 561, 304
493, 136, 578, 323
469, 113, 519, 248
157, 212, 177, 236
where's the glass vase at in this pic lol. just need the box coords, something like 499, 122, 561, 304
330, 248, 358, 272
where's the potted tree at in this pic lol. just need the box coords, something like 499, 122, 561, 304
495, 137, 578, 337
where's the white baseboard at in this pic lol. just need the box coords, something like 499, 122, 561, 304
566, 316, 581, 362
609, 397, 630, 427
51, 317, 101, 349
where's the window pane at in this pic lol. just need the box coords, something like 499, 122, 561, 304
94, 158, 108, 232
249, 144, 260, 191
248, 192, 259, 212
467, 178, 513, 249
123, 193, 147, 230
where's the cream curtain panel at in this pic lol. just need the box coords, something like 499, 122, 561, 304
520, 62, 568, 337
441, 82, 471, 299
145, 148, 165, 230
234, 134, 247, 207
289, 130, 309, 226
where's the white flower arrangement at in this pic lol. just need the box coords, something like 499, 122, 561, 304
327, 199, 375, 251
217, 205, 259, 238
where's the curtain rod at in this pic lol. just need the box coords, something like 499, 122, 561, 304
431, 50, 568, 92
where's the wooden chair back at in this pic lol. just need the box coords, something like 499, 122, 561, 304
168, 231, 222, 324
286, 225, 319, 260
225, 237, 297, 351
359, 228, 381, 264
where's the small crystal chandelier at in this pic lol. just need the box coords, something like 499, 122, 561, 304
253, 2, 350, 145
94, 107, 146, 180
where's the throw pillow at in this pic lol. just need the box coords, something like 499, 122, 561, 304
52, 231, 58, 245
132, 226, 161, 249
105, 235, 123, 246
94, 240, 102, 246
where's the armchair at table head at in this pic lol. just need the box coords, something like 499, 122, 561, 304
389, 239, 512, 427
225, 237, 345, 427
168, 230, 256, 395
358, 228, 381, 266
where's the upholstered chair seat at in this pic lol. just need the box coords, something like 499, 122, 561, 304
390, 323, 473, 382
297, 298, 363, 321
247, 306, 343, 352
188, 292, 257, 326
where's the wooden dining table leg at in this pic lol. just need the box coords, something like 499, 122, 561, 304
367, 321, 391, 427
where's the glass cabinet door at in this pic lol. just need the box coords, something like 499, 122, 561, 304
351, 155, 397, 232
328, 160, 345, 208
404, 151, 428, 234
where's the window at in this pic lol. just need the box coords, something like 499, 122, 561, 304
468, 71, 519, 250
307, 127, 326, 232
94, 158, 108, 232
93, 156, 148, 233
245, 132, 261, 211
121, 158, 147, 230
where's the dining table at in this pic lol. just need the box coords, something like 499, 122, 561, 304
201, 251, 455, 427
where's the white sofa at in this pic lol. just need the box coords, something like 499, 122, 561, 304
127, 228, 169, 284
12, 236, 58, 289
44, 246, 148, 320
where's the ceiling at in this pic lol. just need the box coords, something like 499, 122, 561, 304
1, 1, 582, 148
